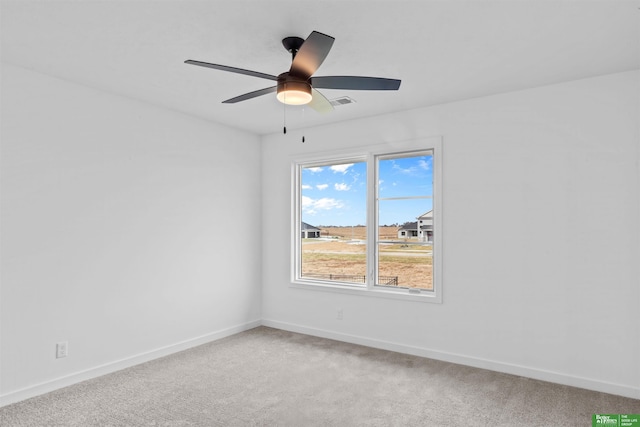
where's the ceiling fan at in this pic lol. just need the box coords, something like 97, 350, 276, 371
185, 30, 401, 113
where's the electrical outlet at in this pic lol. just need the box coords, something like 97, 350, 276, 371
56, 341, 68, 358
337, 309, 343, 320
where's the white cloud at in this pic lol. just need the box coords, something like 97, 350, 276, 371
393, 164, 418, 175
330, 164, 353, 174
301, 184, 312, 190
334, 183, 351, 191
306, 167, 323, 173
316, 184, 329, 190
314, 198, 343, 210
302, 196, 344, 214
392, 158, 431, 176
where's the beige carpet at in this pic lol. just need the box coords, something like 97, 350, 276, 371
1, 326, 638, 426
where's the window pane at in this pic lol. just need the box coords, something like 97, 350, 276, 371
377, 153, 433, 289
300, 161, 367, 285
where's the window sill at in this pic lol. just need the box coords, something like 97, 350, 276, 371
290, 280, 442, 303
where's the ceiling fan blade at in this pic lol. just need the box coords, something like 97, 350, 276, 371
311, 76, 401, 90
307, 89, 334, 114
289, 31, 335, 78
185, 60, 278, 81
222, 86, 277, 104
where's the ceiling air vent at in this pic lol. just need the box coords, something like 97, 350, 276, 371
329, 96, 356, 107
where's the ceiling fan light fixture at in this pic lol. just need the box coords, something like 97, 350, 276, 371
276, 81, 312, 105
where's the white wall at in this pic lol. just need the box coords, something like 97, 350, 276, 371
0, 64, 262, 404
261, 71, 640, 399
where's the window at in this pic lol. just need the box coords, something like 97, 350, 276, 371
292, 138, 442, 303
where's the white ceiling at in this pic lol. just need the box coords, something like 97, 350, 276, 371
2, 0, 639, 135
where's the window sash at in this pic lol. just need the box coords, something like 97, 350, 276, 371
295, 156, 368, 287
372, 150, 434, 291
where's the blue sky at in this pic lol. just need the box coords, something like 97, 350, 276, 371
301, 155, 433, 227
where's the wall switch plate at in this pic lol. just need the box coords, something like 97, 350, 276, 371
56, 341, 68, 358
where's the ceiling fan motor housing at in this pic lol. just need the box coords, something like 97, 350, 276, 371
276, 72, 312, 105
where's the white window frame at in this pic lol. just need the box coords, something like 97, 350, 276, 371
291, 137, 443, 303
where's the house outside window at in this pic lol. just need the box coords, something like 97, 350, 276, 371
301, 222, 321, 238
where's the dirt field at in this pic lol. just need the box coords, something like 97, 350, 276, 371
319, 226, 399, 240
301, 231, 433, 289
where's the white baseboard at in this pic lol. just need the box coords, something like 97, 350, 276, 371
262, 319, 640, 400
0, 319, 262, 407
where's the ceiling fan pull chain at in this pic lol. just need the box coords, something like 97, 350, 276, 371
302, 106, 305, 143
283, 85, 287, 134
